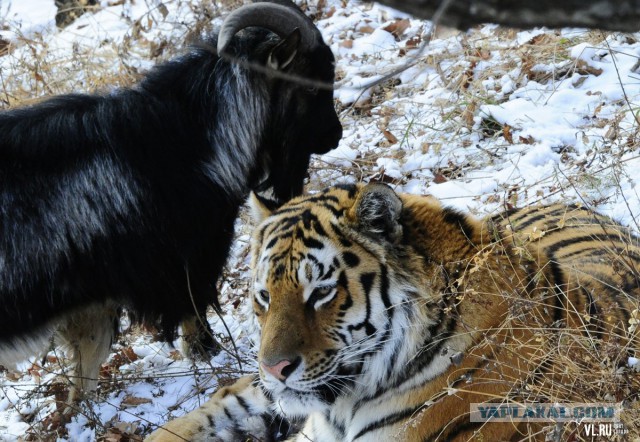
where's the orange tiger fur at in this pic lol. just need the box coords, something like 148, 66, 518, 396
147, 183, 639, 441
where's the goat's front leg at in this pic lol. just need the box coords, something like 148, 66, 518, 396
180, 312, 220, 360
55, 301, 119, 412
145, 375, 293, 442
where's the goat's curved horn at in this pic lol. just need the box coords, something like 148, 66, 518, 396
217, 2, 318, 55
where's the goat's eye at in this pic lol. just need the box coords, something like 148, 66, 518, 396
307, 86, 319, 95
256, 289, 270, 305
308, 285, 336, 308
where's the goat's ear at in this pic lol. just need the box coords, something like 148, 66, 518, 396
267, 28, 301, 71
249, 192, 279, 224
352, 183, 403, 242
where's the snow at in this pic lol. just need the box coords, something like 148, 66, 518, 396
1, 0, 639, 440
0, 0, 57, 38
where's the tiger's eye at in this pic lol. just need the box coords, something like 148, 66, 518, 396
313, 286, 333, 299
257, 289, 270, 304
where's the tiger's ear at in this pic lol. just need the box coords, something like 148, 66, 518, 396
353, 183, 403, 242
249, 192, 279, 224
267, 28, 301, 71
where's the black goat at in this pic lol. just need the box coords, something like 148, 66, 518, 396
0, 0, 342, 399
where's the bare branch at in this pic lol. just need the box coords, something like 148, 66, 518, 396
367, 0, 640, 32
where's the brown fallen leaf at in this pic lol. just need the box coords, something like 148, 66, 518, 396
120, 395, 152, 407
340, 39, 353, 49
502, 124, 514, 144
383, 19, 410, 40
519, 135, 535, 145
382, 129, 398, 144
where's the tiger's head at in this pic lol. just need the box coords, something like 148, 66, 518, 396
249, 183, 454, 418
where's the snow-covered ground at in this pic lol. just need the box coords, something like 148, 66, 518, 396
1, 0, 639, 440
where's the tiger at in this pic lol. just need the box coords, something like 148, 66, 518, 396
146, 183, 639, 442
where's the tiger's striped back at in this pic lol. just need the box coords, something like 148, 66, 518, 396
495, 204, 639, 339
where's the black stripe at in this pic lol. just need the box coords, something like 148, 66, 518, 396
442, 207, 475, 240
338, 271, 353, 312
343, 251, 360, 267
544, 233, 636, 258
306, 253, 325, 274
274, 195, 341, 212
354, 271, 376, 336
235, 394, 250, 412
321, 264, 336, 281
379, 265, 392, 309
360, 272, 375, 295
497, 205, 570, 230
330, 221, 352, 247
265, 236, 279, 249
297, 229, 324, 249
329, 410, 347, 438
548, 260, 567, 324
333, 183, 358, 197
353, 406, 423, 440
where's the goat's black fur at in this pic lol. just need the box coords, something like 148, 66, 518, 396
0, 2, 341, 364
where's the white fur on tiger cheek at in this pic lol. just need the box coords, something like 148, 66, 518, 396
358, 278, 445, 397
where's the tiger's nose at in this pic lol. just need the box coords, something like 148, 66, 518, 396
261, 357, 301, 381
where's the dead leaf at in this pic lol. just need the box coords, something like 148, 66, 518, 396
484, 194, 500, 204
370, 172, 396, 184
0, 38, 11, 57
527, 33, 553, 45
358, 25, 375, 34
593, 102, 603, 117
582, 132, 590, 145
575, 59, 603, 76
157, 3, 169, 18
433, 173, 447, 184
383, 19, 410, 40
519, 135, 535, 145
325, 6, 336, 18
382, 129, 398, 144
102, 423, 143, 442
340, 39, 353, 49
502, 124, 514, 144
572, 76, 587, 88
42, 411, 65, 432
121, 395, 152, 407
473, 48, 491, 60
122, 346, 139, 362
131, 20, 142, 39
405, 35, 421, 49
4, 371, 21, 381
461, 102, 476, 128
605, 124, 618, 140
